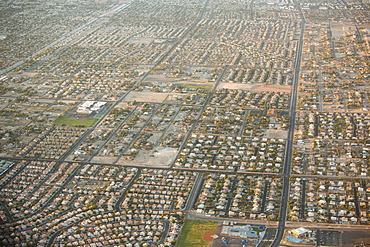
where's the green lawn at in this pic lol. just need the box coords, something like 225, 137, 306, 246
54, 116, 98, 127
176, 220, 218, 247
182, 84, 213, 90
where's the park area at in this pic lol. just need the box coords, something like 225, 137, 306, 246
54, 116, 98, 127
176, 220, 218, 246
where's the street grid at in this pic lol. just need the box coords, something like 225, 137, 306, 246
0, 0, 369, 246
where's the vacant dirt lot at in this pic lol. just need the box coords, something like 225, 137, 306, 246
118, 147, 178, 167
126, 37, 155, 44
218, 82, 291, 93
123, 92, 170, 103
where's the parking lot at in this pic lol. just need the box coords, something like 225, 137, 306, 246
316, 230, 341, 246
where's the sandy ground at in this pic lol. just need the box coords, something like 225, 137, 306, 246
251, 85, 291, 93
114, 101, 135, 109
144, 73, 212, 84
218, 82, 255, 90
265, 129, 288, 139
203, 231, 216, 241
218, 82, 292, 93
134, 65, 152, 73
126, 37, 155, 44
90, 156, 118, 164
8, 72, 38, 77
122, 92, 170, 103
118, 147, 178, 167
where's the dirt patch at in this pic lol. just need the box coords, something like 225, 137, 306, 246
203, 231, 216, 241
123, 92, 169, 103
265, 129, 288, 139
134, 65, 152, 73
330, 22, 355, 39
8, 72, 38, 77
251, 86, 291, 93
90, 156, 118, 164
218, 82, 255, 90
144, 73, 211, 85
218, 82, 291, 93
126, 37, 155, 44
342, 230, 370, 247
114, 102, 136, 110
30, 98, 55, 103
119, 147, 178, 167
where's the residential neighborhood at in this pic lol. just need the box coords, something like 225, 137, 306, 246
0, 0, 369, 246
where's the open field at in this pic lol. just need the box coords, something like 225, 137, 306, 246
126, 37, 155, 44
182, 84, 213, 90
120, 147, 178, 167
7, 72, 39, 77
218, 82, 292, 93
54, 116, 98, 127
176, 220, 218, 247
123, 92, 170, 103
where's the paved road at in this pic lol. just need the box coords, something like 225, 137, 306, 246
3, 155, 370, 181
300, 178, 307, 220
185, 173, 204, 211
238, 109, 251, 136
0, 202, 14, 222
329, 22, 336, 58
271, 1, 305, 246
285, 221, 370, 230
259, 228, 277, 247
318, 70, 324, 111
260, 181, 269, 214
114, 168, 141, 211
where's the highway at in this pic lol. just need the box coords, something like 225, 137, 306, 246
269, 1, 306, 246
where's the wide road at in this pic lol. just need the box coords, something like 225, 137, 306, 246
185, 172, 204, 211
270, 1, 305, 246
3, 155, 370, 181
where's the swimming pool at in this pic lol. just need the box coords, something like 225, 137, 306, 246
286, 237, 303, 243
